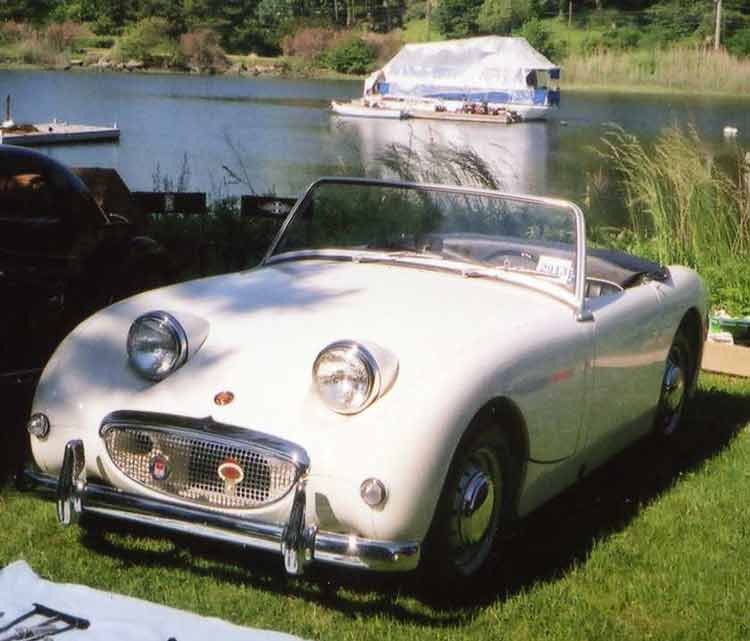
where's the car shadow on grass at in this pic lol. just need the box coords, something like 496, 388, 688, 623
77, 381, 750, 623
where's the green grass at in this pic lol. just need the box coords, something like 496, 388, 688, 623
539, 16, 606, 51
2, 373, 749, 640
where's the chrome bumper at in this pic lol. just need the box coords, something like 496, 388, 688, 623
25, 439, 420, 575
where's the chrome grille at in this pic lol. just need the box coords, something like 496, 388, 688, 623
103, 426, 300, 509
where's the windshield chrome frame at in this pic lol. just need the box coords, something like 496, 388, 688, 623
262, 177, 591, 322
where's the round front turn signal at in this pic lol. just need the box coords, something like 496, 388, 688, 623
27, 413, 50, 440
360, 478, 387, 508
214, 391, 235, 406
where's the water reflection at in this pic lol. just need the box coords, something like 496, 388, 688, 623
330, 115, 553, 196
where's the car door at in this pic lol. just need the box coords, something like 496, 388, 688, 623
582, 284, 667, 465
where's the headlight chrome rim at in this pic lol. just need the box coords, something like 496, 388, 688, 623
127, 311, 188, 381
313, 340, 381, 415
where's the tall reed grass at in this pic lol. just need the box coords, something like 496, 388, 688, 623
596, 125, 750, 314
564, 47, 750, 95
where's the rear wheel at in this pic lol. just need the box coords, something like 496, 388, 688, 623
423, 425, 513, 581
655, 324, 697, 437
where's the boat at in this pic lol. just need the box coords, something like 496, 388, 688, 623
333, 36, 561, 123
331, 100, 408, 120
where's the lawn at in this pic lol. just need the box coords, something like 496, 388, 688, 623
1, 372, 749, 640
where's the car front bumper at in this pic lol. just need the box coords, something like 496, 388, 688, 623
24, 439, 420, 576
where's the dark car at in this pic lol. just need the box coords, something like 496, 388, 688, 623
0, 145, 167, 478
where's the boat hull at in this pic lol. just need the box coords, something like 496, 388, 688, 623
330, 99, 554, 123
331, 101, 406, 120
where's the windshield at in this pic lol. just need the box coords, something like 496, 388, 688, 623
268, 179, 581, 294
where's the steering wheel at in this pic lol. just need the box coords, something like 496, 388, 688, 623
482, 248, 540, 270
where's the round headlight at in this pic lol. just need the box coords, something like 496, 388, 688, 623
127, 311, 188, 381
313, 341, 380, 414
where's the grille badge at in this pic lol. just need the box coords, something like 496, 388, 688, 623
149, 452, 171, 481
218, 459, 244, 494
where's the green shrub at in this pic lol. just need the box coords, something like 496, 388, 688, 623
645, 0, 709, 43
727, 29, 750, 58
516, 18, 564, 61
91, 16, 120, 36
602, 26, 641, 50
477, 0, 532, 34
322, 36, 375, 74
586, 8, 622, 30
434, 0, 483, 38
638, 26, 677, 51
113, 17, 176, 63
405, 1, 427, 21
73, 35, 115, 50
579, 32, 604, 54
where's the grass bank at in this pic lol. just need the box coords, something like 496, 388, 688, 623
563, 47, 750, 96
1, 372, 748, 640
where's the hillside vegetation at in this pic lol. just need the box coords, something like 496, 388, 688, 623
1, 1, 750, 90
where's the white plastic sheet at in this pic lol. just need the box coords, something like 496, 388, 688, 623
366, 36, 558, 97
0, 561, 306, 641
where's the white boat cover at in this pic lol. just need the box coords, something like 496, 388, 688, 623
365, 36, 559, 101
0, 561, 306, 641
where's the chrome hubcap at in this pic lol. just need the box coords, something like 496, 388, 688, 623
457, 469, 495, 546
661, 352, 686, 435
448, 446, 502, 573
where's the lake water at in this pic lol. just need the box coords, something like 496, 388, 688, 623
2, 69, 748, 226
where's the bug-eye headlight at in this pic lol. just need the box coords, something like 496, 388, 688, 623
313, 340, 397, 414
127, 311, 188, 381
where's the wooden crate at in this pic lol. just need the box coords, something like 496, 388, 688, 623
702, 341, 750, 378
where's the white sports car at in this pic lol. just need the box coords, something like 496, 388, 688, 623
25, 178, 707, 581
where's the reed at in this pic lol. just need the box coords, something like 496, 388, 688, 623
596, 125, 750, 314
564, 47, 750, 95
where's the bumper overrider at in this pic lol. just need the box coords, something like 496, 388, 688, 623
25, 437, 420, 576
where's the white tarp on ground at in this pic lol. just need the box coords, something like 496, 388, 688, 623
365, 36, 558, 97
0, 561, 306, 641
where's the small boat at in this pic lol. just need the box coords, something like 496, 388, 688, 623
333, 36, 561, 123
331, 100, 408, 120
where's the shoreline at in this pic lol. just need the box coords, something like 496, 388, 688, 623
2, 60, 750, 100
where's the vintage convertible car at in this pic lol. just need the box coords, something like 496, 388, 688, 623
24, 178, 707, 581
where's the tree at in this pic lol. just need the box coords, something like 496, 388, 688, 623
435, 0, 484, 37
0, 0, 56, 22
477, 0, 533, 34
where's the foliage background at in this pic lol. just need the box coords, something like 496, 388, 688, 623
1, 0, 750, 60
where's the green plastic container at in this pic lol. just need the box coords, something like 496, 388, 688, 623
709, 315, 750, 343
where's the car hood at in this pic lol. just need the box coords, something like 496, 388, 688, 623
38, 258, 572, 441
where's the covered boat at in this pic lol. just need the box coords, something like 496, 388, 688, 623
344, 36, 560, 122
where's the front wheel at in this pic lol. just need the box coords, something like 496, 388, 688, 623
654, 324, 697, 437
422, 425, 513, 581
